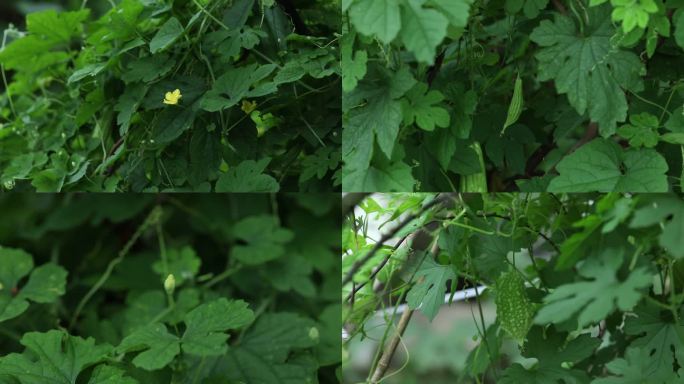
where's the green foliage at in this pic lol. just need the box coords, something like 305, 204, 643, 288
342, 0, 684, 192
0, 0, 340, 192
534, 248, 652, 328
343, 193, 684, 383
0, 247, 67, 322
548, 138, 668, 192
0, 193, 341, 383
406, 255, 457, 320
530, 6, 645, 137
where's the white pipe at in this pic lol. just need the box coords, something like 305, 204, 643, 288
342, 286, 489, 341
376, 285, 488, 317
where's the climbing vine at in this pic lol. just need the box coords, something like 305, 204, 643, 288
343, 193, 684, 383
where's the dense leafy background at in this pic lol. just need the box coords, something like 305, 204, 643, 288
343, 0, 684, 192
0, 193, 341, 383
343, 193, 684, 383
0, 0, 340, 192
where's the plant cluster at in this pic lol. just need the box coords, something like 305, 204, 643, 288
342, 0, 684, 192
0, 193, 341, 383
343, 193, 684, 383
0, 0, 340, 192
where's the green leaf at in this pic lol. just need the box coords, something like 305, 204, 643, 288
348, 0, 401, 43
522, 0, 549, 18
665, 106, 684, 133
344, 92, 402, 169
616, 112, 660, 148
201, 64, 277, 112
299, 147, 340, 183
500, 327, 600, 383
675, 9, 684, 50
114, 84, 149, 136
593, 347, 675, 384
315, 304, 342, 366
341, 33, 367, 92
401, 82, 450, 131
231, 215, 294, 265
406, 256, 456, 320
534, 248, 652, 328
430, 0, 472, 27
68, 63, 107, 84
399, 0, 449, 65
343, 67, 416, 176
27, 9, 90, 44
623, 303, 684, 378
0, 36, 69, 71
618, 126, 659, 148
214, 159, 279, 192
181, 298, 255, 355
0, 330, 113, 383
265, 257, 315, 297
548, 138, 668, 192
152, 105, 198, 144
121, 54, 176, 83
630, 195, 684, 259
204, 28, 263, 60
530, 6, 644, 135
118, 323, 180, 370
152, 246, 201, 285
149, 17, 184, 53
0, 154, 35, 185
222, 0, 255, 29
188, 127, 223, 186
343, 159, 415, 192
555, 214, 602, 270
118, 299, 254, 370
87, 365, 138, 384
0, 247, 67, 323
214, 313, 320, 384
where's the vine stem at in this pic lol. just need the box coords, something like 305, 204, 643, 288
157, 220, 169, 277
203, 264, 242, 289
344, 234, 409, 303
659, 82, 682, 124
69, 207, 163, 330
368, 241, 439, 384
342, 194, 455, 287
369, 305, 413, 383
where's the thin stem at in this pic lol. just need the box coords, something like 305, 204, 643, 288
368, 241, 439, 383
627, 89, 671, 116
659, 83, 682, 125
69, 207, 162, 330
157, 219, 169, 277
344, 235, 410, 302
203, 265, 242, 288
342, 194, 455, 286
369, 305, 413, 383
447, 220, 495, 235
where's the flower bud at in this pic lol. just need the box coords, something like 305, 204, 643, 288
164, 274, 176, 296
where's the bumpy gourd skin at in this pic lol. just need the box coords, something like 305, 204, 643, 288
495, 271, 534, 344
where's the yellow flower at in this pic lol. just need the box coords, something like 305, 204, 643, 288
163, 89, 182, 105
241, 100, 257, 114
